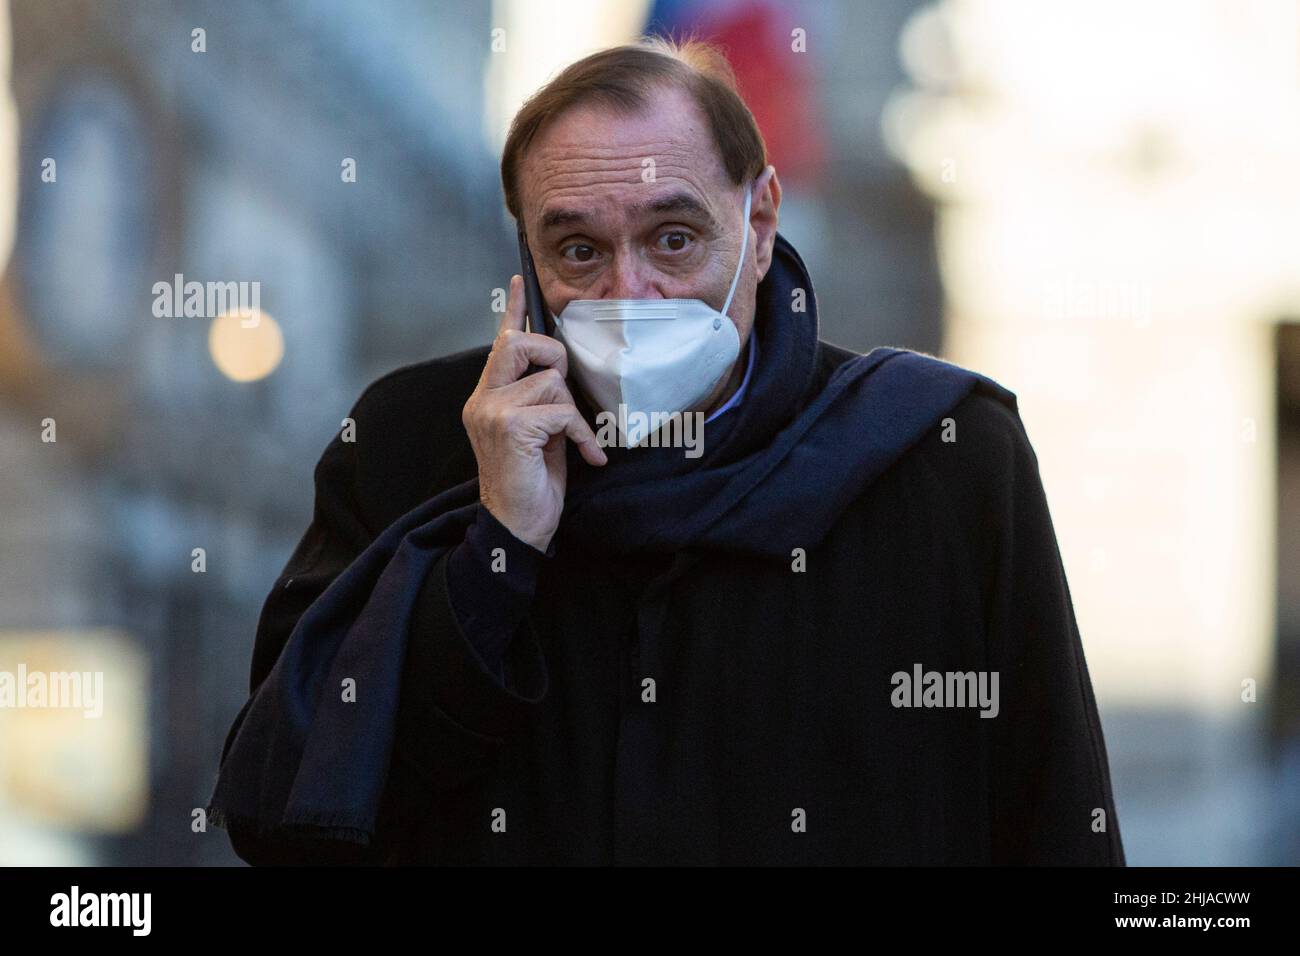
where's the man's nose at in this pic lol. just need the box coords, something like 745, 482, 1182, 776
604, 249, 661, 299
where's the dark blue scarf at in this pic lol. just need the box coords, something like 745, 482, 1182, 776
206, 232, 1017, 845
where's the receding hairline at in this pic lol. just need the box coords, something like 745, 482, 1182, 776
520, 86, 733, 230
500, 37, 768, 223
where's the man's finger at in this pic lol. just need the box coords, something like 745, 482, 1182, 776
498, 274, 525, 336
524, 403, 607, 466
562, 406, 608, 466
483, 326, 569, 388
506, 366, 577, 409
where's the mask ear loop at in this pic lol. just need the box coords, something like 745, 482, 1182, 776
720, 184, 754, 319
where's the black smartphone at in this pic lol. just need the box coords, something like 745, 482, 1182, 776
516, 222, 548, 338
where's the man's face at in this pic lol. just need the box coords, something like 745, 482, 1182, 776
517, 83, 778, 412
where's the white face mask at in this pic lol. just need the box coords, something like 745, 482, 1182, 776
551, 185, 752, 448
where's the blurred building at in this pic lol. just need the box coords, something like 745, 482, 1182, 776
1, 0, 509, 863
886, 0, 1300, 864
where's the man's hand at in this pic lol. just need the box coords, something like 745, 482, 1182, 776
462, 274, 607, 553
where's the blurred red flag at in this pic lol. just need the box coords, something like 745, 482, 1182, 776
646, 0, 825, 188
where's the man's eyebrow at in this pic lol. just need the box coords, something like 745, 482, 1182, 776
537, 191, 719, 234
538, 207, 589, 232
633, 192, 718, 228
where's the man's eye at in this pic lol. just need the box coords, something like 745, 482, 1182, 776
561, 243, 598, 263
657, 231, 693, 253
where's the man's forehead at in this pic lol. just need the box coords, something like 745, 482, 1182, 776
518, 87, 730, 227
533, 183, 724, 239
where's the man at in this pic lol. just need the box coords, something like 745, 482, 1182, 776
207, 37, 1125, 865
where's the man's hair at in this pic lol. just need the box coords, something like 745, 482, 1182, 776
501, 35, 769, 221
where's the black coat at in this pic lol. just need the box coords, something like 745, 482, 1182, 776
210, 237, 1126, 866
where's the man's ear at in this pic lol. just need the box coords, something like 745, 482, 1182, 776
750, 165, 782, 282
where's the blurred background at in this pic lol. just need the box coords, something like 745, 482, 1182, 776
0, 0, 1295, 865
